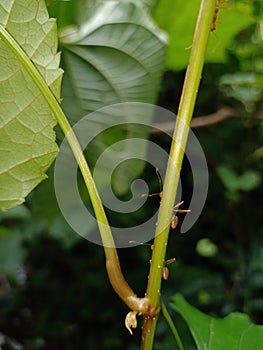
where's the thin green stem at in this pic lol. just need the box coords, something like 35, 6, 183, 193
0, 24, 149, 313
161, 299, 184, 350
141, 0, 217, 348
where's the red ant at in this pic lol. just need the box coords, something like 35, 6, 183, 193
211, 1, 220, 32
142, 168, 190, 230
211, 0, 228, 32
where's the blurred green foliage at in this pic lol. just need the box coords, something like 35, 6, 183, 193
153, 0, 256, 70
0, 0, 263, 349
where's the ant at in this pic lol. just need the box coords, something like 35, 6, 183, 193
211, 1, 220, 32
211, 0, 228, 32
142, 168, 190, 230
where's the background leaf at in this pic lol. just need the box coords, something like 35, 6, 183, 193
171, 294, 263, 350
0, 0, 63, 211
57, 0, 166, 120
154, 0, 256, 71
216, 165, 261, 201
0, 227, 24, 281
50, 0, 167, 195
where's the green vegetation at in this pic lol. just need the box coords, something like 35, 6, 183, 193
0, 0, 263, 349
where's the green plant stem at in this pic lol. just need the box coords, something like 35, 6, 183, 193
0, 24, 149, 314
141, 0, 218, 348
161, 299, 184, 350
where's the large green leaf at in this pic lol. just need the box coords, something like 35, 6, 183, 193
57, 0, 167, 194
59, 0, 166, 120
0, 0, 63, 211
30, 1, 167, 227
47, 0, 159, 27
171, 294, 263, 350
154, 0, 255, 71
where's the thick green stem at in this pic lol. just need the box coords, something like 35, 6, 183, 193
0, 24, 149, 314
141, 0, 217, 348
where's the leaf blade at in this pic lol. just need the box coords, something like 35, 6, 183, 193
0, 0, 63, 211
171, 293, 263, 350
58, 0, 167, 194
59, 0, 167, 119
